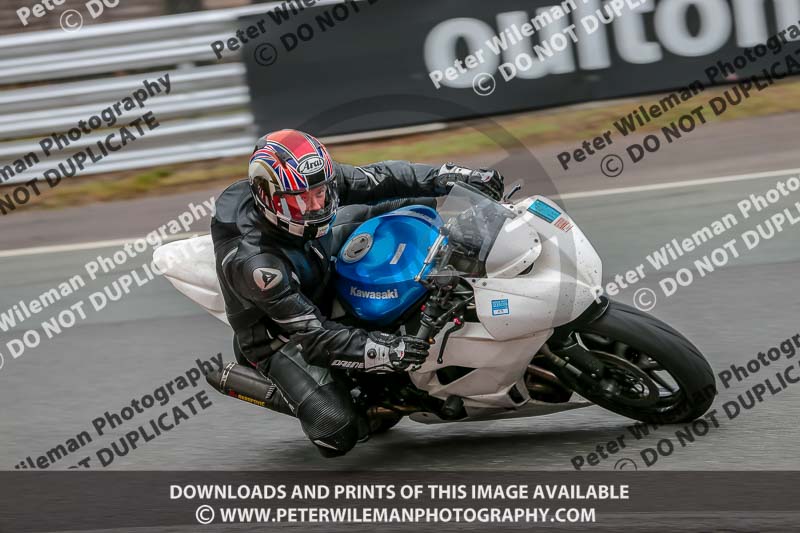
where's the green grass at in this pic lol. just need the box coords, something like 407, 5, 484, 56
14, 77, 800, 211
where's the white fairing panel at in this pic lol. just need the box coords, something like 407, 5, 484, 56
152, 235, 228, 324
410, 196, 602, 409
410, 324, 551, 409
469, 196, 601, 341
484, 216, 541, 279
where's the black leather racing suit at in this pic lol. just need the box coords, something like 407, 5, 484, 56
211, 160, 441, 455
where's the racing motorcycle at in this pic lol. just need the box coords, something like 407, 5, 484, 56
154, 183, 716, 435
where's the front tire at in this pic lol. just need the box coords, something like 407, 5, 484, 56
553, 300, 716, 424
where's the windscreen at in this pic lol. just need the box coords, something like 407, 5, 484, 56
433, 183, 516, 278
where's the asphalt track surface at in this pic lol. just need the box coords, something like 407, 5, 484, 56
2, 112, 800, 476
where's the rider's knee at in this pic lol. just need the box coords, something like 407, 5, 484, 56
297, 382, 360, 454
266, 347, 360, 455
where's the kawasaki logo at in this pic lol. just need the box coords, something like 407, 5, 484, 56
350, 286, 399, 299
298, 156, 324, 175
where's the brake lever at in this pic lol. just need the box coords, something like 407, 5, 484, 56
437, 316, 464, 364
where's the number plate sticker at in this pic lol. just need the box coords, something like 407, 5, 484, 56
491, 299, 510, 316
527, 199, 561, 223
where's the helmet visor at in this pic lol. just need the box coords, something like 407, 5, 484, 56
272, 181, 336, 224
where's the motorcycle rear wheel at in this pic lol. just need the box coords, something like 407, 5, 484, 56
553, 300, 716, 424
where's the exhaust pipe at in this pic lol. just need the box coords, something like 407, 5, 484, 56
206, 362, 294, 416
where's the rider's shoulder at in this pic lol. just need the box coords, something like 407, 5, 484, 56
211, 179, 257, 249
234, 251, 292, 296
213, 179, 251, 225
226, 235, 288, 271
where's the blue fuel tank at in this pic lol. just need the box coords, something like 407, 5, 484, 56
335, 205, 441, 326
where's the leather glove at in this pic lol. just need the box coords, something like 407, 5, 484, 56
435, 163, 505, 201
449, 208, 484, 258
363, 332, 430, 373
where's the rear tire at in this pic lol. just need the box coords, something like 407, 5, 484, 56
555, 300, 716, 424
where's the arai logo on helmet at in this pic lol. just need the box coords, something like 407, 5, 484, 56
297, 156, 325, 175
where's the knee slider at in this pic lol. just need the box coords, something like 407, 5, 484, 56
297, 382, 359, 452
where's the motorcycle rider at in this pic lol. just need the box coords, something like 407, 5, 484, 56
210, 129, 504, 457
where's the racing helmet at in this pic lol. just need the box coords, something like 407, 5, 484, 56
249, 129, 338, 239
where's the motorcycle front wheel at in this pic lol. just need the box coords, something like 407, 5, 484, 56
552, 300, 716, 424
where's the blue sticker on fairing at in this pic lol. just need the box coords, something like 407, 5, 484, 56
491, 299, 510, 316
527, 199, 561, 223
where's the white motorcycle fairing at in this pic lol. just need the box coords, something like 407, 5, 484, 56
153, 235, 227, 324
153, 195, 601, 424
407, 195, 601, 422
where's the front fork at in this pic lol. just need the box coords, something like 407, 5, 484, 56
542, 296, 611, 391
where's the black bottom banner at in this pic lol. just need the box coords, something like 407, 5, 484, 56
1, 471, 799, 532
